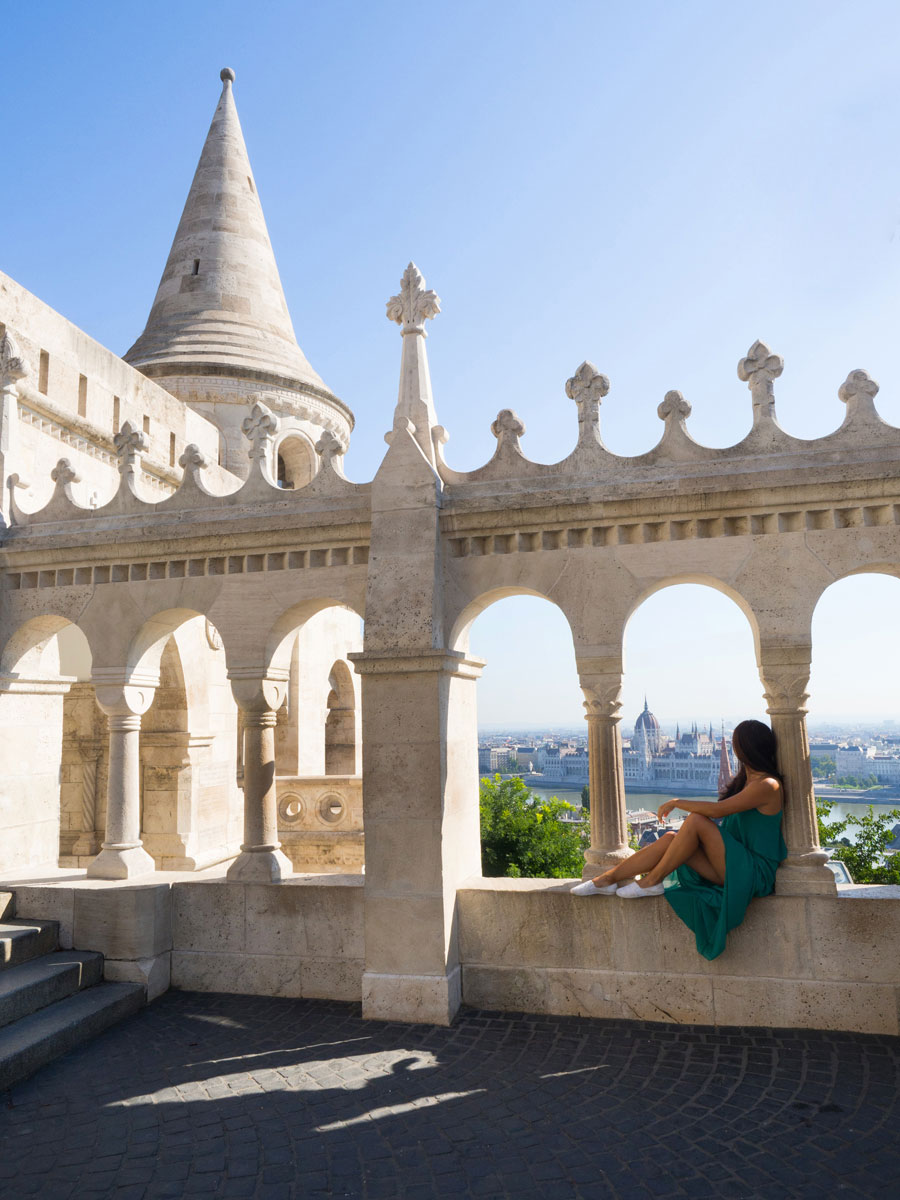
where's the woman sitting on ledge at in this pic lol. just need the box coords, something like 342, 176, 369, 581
572, 719, 787, 961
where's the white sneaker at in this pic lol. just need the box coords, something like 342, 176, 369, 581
616, 880, 665, 898
570, 879, 618, 896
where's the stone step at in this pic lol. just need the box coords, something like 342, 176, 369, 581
0, 951, 104, 1029
0, 892, 14, 920
0, 981, 145, 1091
0, 920, 59, 971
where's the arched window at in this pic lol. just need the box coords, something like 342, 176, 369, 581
276, 435, 315, 490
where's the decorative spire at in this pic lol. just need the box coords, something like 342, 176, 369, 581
718, 735, 733, 794
386, 262, 441, 464
839, 369, 880, 423
124, 69, 331, 397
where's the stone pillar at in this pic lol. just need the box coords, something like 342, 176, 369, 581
759, 647, 836, 896
226, 674, 293, 882
0, 330, 29, 524
87, 679, 157, 880
580, 670, 631, 877
351, 649, 483, 1026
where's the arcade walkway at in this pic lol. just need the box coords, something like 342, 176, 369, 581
1, 992, 897, 1198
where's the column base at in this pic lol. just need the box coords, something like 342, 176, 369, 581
362, 967, 461, 1026
583, 847, 632, 877
86, 844, 156, 880
775, 856, 837, 896
226, 846, 293, 883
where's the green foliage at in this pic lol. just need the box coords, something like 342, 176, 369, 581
816, 800, 900, 884
479, 774, 588, 879
580, 784, 590, 812
833, 774, 881, 790
810, 755, 835, 778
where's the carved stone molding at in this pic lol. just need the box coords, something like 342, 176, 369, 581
490, 409, 525, 453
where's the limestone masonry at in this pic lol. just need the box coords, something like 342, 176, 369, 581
1, 69, 899, 1031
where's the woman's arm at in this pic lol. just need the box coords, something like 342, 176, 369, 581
657, 777, 780, 822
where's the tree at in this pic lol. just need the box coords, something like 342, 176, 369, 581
811, 755, 835, 778
479, 774, 588, 878
580, 784, 590, 812
817, 800, 900, 884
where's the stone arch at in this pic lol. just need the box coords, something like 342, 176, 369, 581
0, 615, 97, 874
275, 432, 316, 490
125, 608, 240, 870
0, 613, 92, 679
624, 573, 762, 664
448, 585, 577, 655
325, 659, 358, 775
809, 569, 900, 737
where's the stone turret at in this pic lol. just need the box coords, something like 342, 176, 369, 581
125, 68, 353, 482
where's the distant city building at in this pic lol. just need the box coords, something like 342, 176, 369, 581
623, 699, 734, 792
835, 745, 900, 784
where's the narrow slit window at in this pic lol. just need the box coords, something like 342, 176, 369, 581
169, 432, 176, 466
112, 396, 120, 433
247, 176, 254, 193
192, 259, 200, 275
143, 415, 150, 436
39, 350, 50, 394
78, 374, 87, 418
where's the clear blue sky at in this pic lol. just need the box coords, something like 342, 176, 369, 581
6, 1, 899, 727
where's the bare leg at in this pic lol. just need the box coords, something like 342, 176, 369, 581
592, 833, 677, 886
639, 814, 725, 888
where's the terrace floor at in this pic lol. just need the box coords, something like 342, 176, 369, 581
1, 991, 898, 1199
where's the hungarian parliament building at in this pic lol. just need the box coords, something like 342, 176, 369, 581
526, 699, 736, 795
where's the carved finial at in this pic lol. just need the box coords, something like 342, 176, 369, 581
838, 369, 880, 421
178, 444, 209, 470
50, 459, 80, 485
491, 409, 526, 446
220, 67, 235, 84
113, 421, 146, 471
315, 430, 343, 465
657, 390, 692, 422
738, 340, 783, 419
565, 361, 609, 447
241, 402, 279, 460
386, 262, 441, 333
0, 331, 31, 387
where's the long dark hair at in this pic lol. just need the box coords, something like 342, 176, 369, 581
720, 719, 782, 800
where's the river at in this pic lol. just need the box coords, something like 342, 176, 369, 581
525, 784, 900, 832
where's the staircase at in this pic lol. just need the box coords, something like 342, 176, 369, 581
0, 892, 144, 1091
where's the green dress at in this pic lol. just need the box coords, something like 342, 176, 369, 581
664, 808, 787, 961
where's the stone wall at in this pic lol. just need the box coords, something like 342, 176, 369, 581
458, 878, 900, 1035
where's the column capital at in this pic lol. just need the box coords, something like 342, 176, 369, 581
91, 672, 157, 718
349, 649, 484, 680
227, 669, 289, 714
578, 671, 623, 721
758, 644, 812, 714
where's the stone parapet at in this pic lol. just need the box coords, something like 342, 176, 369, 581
458, 878, 900, 1035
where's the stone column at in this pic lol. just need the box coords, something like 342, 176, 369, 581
226, 674, 292, 882
759, 647, 836, 896
580, 670, 631, 877
351, 649, 484, 1027
87, 679, 157, 880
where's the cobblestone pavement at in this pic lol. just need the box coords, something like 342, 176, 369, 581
2, 993, 899, 1199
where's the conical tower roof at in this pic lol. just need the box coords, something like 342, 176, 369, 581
125, 69, 335, 402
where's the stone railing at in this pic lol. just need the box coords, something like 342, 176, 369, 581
275, 775, 363, 873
